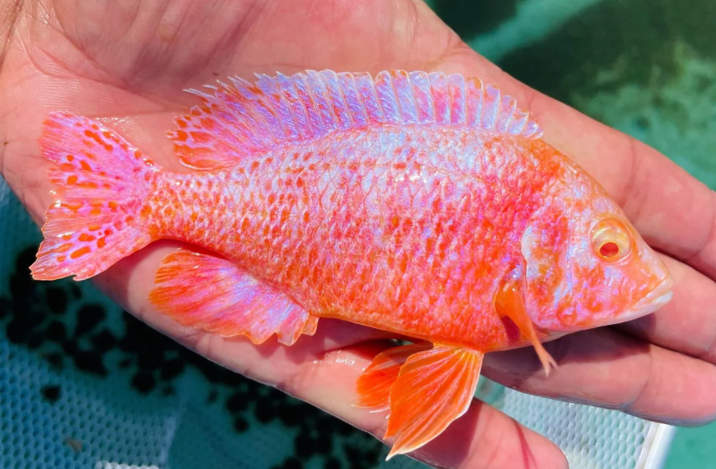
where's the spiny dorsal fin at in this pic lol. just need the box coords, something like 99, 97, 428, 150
170, 70, 543, 170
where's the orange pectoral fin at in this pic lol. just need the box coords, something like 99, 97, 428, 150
149, 249, 318, 345
384, 345, 483, 460
355, 342, 432, 412
496, 279, 557, 375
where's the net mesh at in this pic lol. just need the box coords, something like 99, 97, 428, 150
0, 179, 671, 469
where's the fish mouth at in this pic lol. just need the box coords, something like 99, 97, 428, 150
618, 275, 675, 323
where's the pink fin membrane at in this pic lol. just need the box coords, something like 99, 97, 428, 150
31, 112, 157, 281
170, 70, 543, 170
384, 345, 483, 459
149, 249, 318, 345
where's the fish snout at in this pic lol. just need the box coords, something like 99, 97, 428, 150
620, 274, 675, 322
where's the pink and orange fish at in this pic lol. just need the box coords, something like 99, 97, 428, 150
30, 70, 673, 458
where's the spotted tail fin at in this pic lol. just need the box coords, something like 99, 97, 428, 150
31, 112, 159, 281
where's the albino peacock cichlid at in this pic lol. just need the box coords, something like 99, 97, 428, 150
30, 70, 674, 458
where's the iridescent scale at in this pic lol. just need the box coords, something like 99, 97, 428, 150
31, 70, 670, 459
147, 71, 556, 350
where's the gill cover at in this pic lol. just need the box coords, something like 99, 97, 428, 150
520, 163, 671, 332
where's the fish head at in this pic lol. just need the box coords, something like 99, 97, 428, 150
520, 164, 674, 333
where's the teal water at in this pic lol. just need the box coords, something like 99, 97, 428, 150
429, 0, 716, 467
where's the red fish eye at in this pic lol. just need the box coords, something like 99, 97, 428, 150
591, 218, 632, 262
599, 241, 620, 258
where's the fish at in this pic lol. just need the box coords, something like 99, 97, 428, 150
29, 70, 674, 458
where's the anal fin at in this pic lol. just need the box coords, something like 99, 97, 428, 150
383, 345, 483, 459
149, 249, 317, 345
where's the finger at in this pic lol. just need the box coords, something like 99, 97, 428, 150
281, 343, 568, 469
19, 0, 716, 285
484, 328, 716, 426
11, 0, 716, 284
616, 255, 716, 363
154, 335, 568, 468
91, 241, 567, 469
428, 34, 716, 282
92, 242, 398, 375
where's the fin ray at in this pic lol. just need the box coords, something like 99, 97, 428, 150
170, 70, 543, 170
149, 249, 317, 345
355, 342, 432, 411
496, 280, 557, 375
31, 112, 156, 281
384, 345, 483, 459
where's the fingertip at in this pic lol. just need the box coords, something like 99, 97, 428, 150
412, 401, 568, 469
625, 345, 716, 426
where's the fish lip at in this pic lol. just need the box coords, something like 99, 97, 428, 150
619, 275, 675, 322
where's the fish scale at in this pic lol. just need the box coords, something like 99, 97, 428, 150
140, 124, 554, 349
30, 70, 673, 459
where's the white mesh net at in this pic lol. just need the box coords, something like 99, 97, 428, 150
0, 178, 672, 469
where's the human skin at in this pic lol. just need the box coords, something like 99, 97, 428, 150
2, 1, 716, 468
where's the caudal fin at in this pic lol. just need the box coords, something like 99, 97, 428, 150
31, 112, 159, 281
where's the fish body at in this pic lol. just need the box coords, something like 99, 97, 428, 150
148, 125, 557, 351
30, 70, 673, 458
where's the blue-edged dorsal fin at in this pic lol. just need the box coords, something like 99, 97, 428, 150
169, 70, 543, 170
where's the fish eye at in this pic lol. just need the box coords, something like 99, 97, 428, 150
591, 218, 632, 262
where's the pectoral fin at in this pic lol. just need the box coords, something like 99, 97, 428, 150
496, 279, 557, 375
383, 345, 483, 459
149, 249, 317, 345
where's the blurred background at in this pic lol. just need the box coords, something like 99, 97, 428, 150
1, 0, 714, 468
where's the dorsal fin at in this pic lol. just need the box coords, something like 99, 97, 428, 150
170, 70, 543, 170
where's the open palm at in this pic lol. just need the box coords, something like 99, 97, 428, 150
2, 1, 716, 468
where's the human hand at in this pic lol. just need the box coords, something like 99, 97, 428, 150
2, 1, 716, 468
